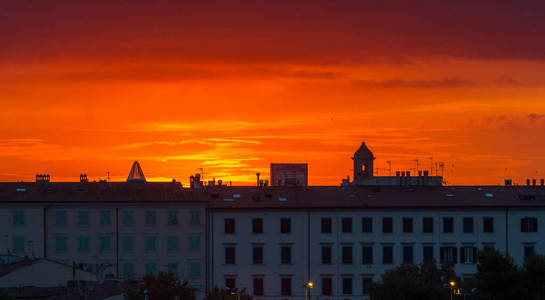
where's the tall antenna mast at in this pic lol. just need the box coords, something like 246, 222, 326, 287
387, 161, 392, 176
429, 157, 433, 175
413, 159, 419, 174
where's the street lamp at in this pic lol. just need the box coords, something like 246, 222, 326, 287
449, 281, 456, 300
304, 281, 314, 300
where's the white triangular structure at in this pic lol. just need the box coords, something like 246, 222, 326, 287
127, 161, 146, 182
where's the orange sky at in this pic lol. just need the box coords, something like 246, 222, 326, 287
2, 1, 545, 186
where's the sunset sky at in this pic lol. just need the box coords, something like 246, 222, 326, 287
2, 1, 545, 186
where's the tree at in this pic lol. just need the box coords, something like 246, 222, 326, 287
0, 291, 14, 300
474, 247, 523, 300
370, 261, 457, 300
522, 253, 545, 300
205, 287, 252, 300
124, 272, 196, 300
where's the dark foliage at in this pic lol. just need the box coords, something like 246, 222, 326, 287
124, 272, 196, 300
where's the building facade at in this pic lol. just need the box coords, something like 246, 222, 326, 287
0, 182, 207, 292
206, 185, 545, 300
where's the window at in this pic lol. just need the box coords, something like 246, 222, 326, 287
382, 246, 393, 264
145, 236, 157, 253
225, 247, 236, 264
99, 210, 111, 226
342, 217, 352, 233
440, 247, 457, 263
122, 235, 134, 253
253, 246, 263, 264
362, 217, 373, 233
189, 261, 201, 278
252, 218, 263, 234
190, 211, 200, 225
55, 210, 67, 226
461, 246, 477, 264
423, 246, 434, 262
443, 217, 454, 233
55, 235, 67, 253
342, 246, 353, 264
78, 211, 89, 226
483, 217, 494, 233
342, 277, 353, 295
403, 246, 413, 264
122, 210, 134, 226
322, 278, 332, 295
321, 217, 332, 233
167, 236, 179, 252
463, 217, 474, 233
224, 218, 235, 234
363, 278, 373, 295
13, 236, 24, 253
13, 211, 24, 226
281, 246, 291, 264
382, 217, 393, 233
423, 217, 433, 233
145, 210, 157, 225
145, 262, 157, 275
122, 262, 135, 279
322, 246, 332, 264
525, 245, 535, 259
362, 246, 373, 264
99, 235, 112, 253
403, 218, 413, 233
167, 262, 179, 277
78, 236, 90, 253
167, 211, 179, 225
189, 235, 201, 252
253, 278, 264, 296
281, 278, 292, 296
280, 218, 291, 233
521, 217, 538, 233
226, 278, 236, 289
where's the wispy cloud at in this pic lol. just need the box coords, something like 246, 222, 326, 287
353, 78, 475, 88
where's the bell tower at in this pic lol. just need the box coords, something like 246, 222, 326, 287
352, 142, 375, 184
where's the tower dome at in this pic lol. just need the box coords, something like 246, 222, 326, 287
352, 142, 375, 184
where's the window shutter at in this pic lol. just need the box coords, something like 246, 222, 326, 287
452, 247, 457, 263
521, 218, 526, 232
472, 247, 477, 263
440, 247, 445, 263
460, 247, 466, 263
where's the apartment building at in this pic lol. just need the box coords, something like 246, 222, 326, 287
206, 185, 545, 300
0, 181, 207, 291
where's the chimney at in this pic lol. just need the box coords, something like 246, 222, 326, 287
80, 174, 88, 183
418, 170, 422, 176
541, 179, 544, 186
533, 179, 537, 186
406, 171, 411, 177
527, 179, 531, 186
256, 173, 261, 187
423, 170, 429, 176
396, 171, 400, 177
504, 179, 512, 186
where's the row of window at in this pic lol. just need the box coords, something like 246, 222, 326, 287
48, 234, 200, 254
223, 244, 482, 266
225, 276, 373, 296
10, 210, 201, 227
224, 216, 499, 235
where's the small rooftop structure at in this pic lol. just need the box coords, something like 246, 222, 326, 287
350, 141, 442, 186
127, 161, 146, 182
270, 163, 308, 187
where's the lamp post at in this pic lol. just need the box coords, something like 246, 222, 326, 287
304, 281, 314, 300
449, 281, 456, 300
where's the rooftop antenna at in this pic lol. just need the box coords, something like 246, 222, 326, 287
439, 162, 445, 177
387, 161, 392, 176
196, 167, 207, 180
107, 171, 110, 183
429, 157, 433, 176
412, 159, 419, 174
